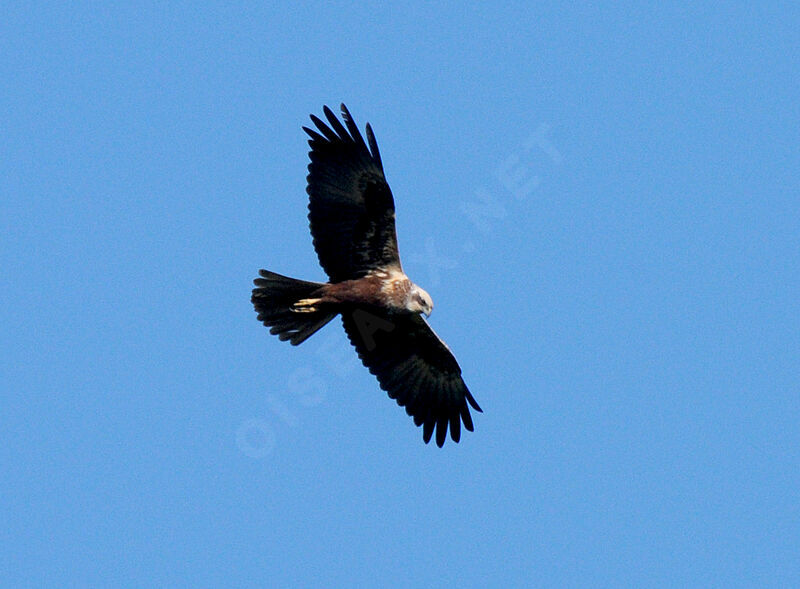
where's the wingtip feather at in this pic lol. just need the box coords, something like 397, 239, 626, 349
466, 391, 483, 413
365, 123, 383, 169
422, 417, 435, 444
435, 416, 447, 447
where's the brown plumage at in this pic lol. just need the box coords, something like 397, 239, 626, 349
252, 104, 481, 447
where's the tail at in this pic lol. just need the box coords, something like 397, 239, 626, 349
252, 270, 337, 345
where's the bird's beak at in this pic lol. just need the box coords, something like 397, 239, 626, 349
424, 310, 431, 318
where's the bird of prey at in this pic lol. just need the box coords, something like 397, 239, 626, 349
252, 104, 481, 447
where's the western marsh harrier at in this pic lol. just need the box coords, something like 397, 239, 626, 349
252, 104, 481, 446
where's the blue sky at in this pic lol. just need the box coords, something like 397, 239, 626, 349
3, 3, 799, 587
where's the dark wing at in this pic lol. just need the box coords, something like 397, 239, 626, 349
304, 104, 401, 283
341, 309, 482, 447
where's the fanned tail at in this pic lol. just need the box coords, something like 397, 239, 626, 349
251, 270, 336, 345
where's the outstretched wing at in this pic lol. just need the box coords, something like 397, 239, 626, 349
304, 104, 401, 283
341, 309, 482, 447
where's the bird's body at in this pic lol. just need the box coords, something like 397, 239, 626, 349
292, 269, 423, 314
252, 104, 481, 446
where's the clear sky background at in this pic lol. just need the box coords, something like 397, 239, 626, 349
3, 3, 798, 587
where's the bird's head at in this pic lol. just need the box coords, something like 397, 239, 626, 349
408, 284, 434, 317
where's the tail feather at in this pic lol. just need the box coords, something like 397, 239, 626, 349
252, 270, 336, 345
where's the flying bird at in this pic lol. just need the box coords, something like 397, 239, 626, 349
252, 104, 481, 447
